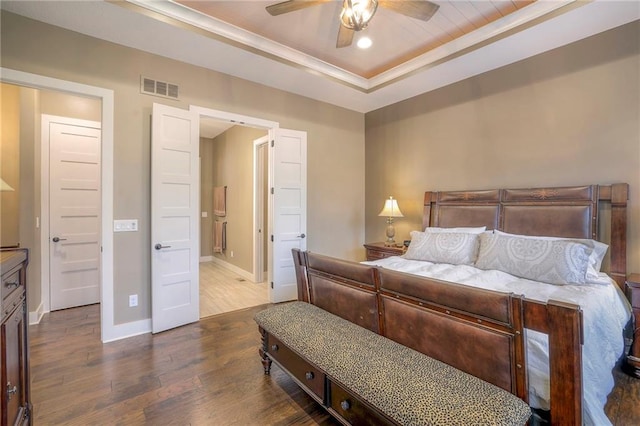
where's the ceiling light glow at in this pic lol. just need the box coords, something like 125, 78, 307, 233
357, 37, 372, 49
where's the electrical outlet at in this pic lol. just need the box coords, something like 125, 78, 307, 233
129, 294, 138, 307
230, 250, 234, 258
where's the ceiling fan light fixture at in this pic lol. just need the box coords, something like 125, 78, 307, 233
340, 0, 378, 31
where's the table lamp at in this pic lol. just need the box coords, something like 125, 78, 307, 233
378, 196, 403, 246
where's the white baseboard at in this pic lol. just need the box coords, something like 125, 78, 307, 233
208, 256, 256, 282
29, 302, 45, 325
101, 318, 151, 343
30, 302, 150, 342
200, 255, 213, 263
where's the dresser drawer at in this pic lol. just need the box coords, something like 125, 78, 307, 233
267, 334, 325, 402
365, 249, 388, 260
363, 243, 405, 261
2, 268, 23, 311
328, 380, 394, 426
3, 290, 24, 322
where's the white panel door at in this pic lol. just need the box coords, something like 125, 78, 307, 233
269, 128, 307, 303
151, 103, 199, 333
49, 118, 101, 311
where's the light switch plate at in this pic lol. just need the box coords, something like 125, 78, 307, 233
114, 219, 138, 232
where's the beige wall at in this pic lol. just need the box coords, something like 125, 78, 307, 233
365, 21, 640, 272
206, 126, 267, 272
1, 83, 20, 248
40, 89, 102, 121
1, 12, 365, 325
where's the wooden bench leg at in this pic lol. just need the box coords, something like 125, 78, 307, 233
259, 327, 272, 375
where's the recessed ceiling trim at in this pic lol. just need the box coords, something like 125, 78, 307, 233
123, 0, 583, 94
367, 0, 590, 93
369, 0, 579, 87
124, 0, 369, 89
2, 0, 637, 113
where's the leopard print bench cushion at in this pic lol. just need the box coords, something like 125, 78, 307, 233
255, 301, 531, 426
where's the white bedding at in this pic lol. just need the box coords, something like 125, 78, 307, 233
363, 256, 632, 426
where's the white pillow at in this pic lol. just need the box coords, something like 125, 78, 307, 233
475, 232, 591, 285
405, 230, 480, 265
494, 230, 608, 282
425, 226, 486, 234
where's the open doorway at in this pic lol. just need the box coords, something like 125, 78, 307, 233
195, 109, 274, 318
1, 68, 116, 342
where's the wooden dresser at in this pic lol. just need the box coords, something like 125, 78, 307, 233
1, 249, 30, 425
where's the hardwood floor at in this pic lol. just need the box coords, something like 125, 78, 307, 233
30, 304, 337, 425
30, 304, 639, 425
199, 261, 268, 318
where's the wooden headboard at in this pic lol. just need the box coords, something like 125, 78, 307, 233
423, 184, 629, 289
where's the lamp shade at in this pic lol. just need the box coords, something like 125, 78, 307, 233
0, 178, 14, 192
378, 196, 403, 218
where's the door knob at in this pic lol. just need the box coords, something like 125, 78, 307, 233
297, 233, 306, 238
155, 243, 171, 250
52, 237, 67, 243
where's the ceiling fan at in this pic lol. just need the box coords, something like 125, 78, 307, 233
266, 0, 440, 48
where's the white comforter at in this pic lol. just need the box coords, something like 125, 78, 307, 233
363, 256, 632, 426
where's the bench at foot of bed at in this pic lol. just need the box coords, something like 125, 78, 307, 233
255, 301, 531, 426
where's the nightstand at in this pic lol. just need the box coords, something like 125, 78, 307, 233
624, 274, 640, 379
363, 242, 405, 261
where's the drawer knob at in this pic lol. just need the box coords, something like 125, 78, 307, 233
6, 382, 17, 401
270, 344, 279, 352
340, 400, 351, 411
305, 371, 314, 380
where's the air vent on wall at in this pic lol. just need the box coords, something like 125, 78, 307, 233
140, 76, 179, 100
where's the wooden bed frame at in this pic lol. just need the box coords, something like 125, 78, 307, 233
420, 183, 630, 422
289, 183, 630, 425
422, 184, 629, 289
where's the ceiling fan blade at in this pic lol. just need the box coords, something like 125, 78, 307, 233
336, 25, 354, 48
379, 0, 439, 22
266, 0, 332, 16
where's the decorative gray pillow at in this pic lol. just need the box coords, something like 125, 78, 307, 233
493, 230, 608, 282
475, 232, 590, 285
405, 231, 480, 265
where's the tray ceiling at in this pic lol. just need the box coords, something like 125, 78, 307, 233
175, 0, 535, 79
1, 0, 638, 112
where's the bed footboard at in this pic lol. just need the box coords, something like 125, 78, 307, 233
523, 299, 583, 424
293, 249, 584, 425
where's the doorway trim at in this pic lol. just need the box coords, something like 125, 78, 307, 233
189, 106, 278, 285
253, 135, 269, 284
0, 67, 117, 342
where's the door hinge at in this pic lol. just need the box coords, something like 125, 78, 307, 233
270, 187, 274, 195
271, 139, 274, 147
270, 235, 274, 242
270, 282, 274, 289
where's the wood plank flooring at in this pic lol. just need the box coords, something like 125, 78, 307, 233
30, 303, 640, 425
199, 261, 268, 318
30, 304, 338, 425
